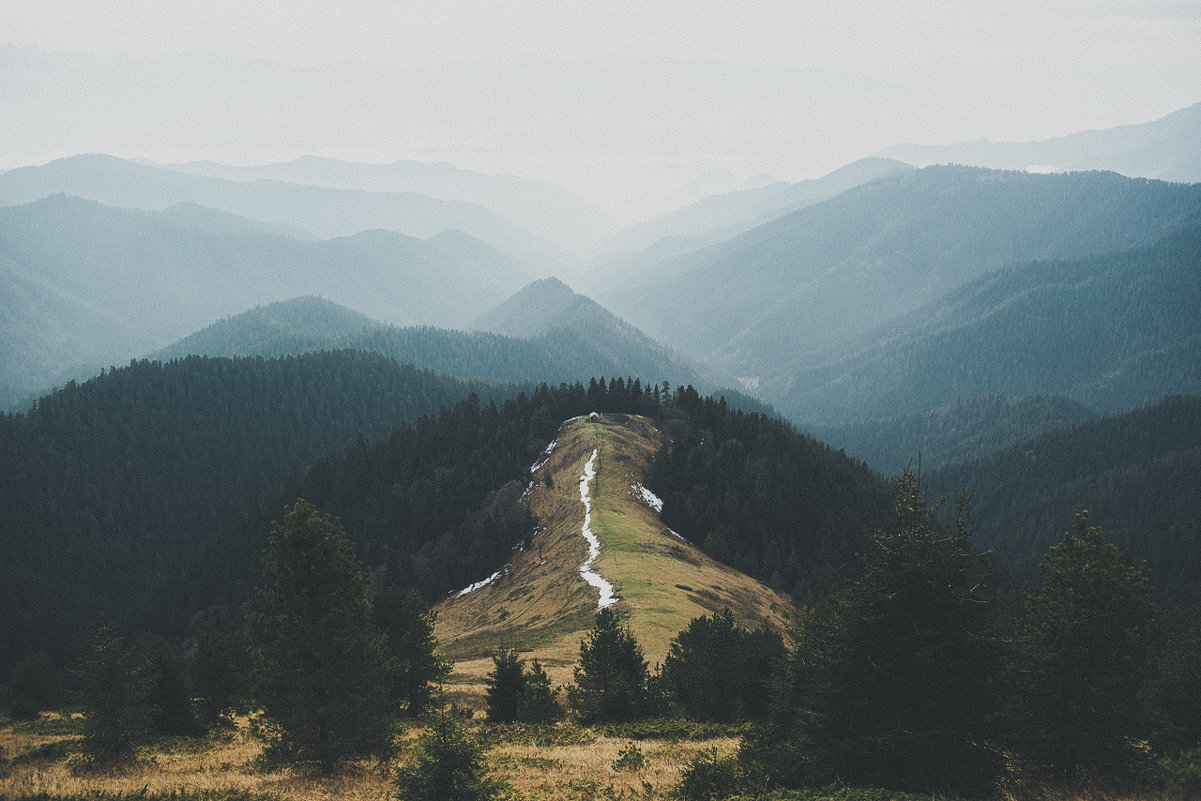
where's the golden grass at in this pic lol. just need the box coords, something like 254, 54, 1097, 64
0, 713, 738, 801
0, 715, 396, 801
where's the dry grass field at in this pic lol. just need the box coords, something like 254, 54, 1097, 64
0, 710, 741, 800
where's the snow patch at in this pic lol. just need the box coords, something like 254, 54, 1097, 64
456, 569, 501, 597
632, 483, 663, 513
578, 449, 618, 609
529, 438, 558, 473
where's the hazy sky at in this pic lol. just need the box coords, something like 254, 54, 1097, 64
4, 0, 1200, 216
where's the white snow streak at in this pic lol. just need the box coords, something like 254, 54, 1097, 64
632, 483, 663, 513
578, 449, 618, 609
456, 569, 501, 597
529, 438, 558, 473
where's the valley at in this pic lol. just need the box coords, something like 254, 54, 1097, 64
2, 94, 1200, 801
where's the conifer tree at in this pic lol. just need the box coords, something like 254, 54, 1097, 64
518, 659, 562, 724
745, 469, 1002, 794
252, 500, 395, 772
568, 608, 649, 723
76, 619, 151, 763
484, 648, 525, 723
394, 704, 506, 801
1010, 511, 1155, 783
371, 585, 448, 717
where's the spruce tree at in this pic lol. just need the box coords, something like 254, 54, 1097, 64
567, 608, 649, 723
394, 705, 506, 801
76, 619, 151, 763
484, 648, 525, 723
371, 585, 448, 717
1010, 511, 1155, 784
745, 470, 1002, 794
252, 500, 395, 772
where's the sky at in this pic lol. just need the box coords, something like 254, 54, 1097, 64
3, 0, 1200, 217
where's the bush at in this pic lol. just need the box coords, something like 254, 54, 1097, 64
612, 741, 647, 771
674, 748, 741, 800
394, 713, 507, 801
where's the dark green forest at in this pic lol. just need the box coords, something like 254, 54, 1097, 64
0, 351, 510, 671
928, 393, 1201, 607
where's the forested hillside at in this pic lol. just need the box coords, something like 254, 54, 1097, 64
196, 380, 885, 622
0, 351, 508, 674
812, 394, 1097, 476
600, 167, 1201, 400
784, 223, 1201, 422
152, 293, 762, 410
927, 394, 1201, 606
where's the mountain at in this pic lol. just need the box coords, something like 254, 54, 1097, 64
167, 155, 621, 258
0, 196, 532, 408
879, 101, 1201, 183
781, 223, 1201, 423
148, 290, 769, 417
151, 297, 381, 360
434, 413, 796, 680
471, 277, 764, 402
0, 154, 566, 269
599, 157, 914, 260
598, 166, 1201, 411
927, 394, 1201, 607
810, 394, 1098, 477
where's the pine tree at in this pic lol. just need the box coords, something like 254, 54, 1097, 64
133, 632, 198, 736
394, 706, 506, 801
567, 608, 649, 723
518, 659, 563, 724
484, 648, 525, 723
251, 500, 395, 772
75, 619, 151, 763
745, 469, 1003, 794
1010, 511, 1155, 784
371, 585, 448, 717
661, 609, 785, 723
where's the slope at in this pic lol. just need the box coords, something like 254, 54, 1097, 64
434, 412, 796, 686
599, 157, 914, 260
600, 166, 1201, 392
148, 294, 762, 411
927, 394, 1201, 607
810, 394, 1098, 476
0, 351, 508, 675
780, 222, 1201, 423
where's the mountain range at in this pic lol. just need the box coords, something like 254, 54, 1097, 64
879, 101, 1201, 183
0, 196, 535, 408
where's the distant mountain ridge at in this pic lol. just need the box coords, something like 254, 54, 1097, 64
879, 101, 1201, 182
599, 157, 914, 260
0, 154, 566, 269
782, 222, 1201, 423
599, 166, 1201, 422
151, 290, 763, 412
167, 154, 621, 257
0, 195, 534, 408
